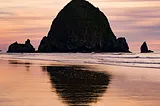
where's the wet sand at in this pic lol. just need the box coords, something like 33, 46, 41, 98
0, 59, 160, 106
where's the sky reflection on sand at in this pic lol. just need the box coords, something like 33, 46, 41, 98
0, 59, 160, 106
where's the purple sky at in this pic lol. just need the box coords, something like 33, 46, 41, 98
0, 0, 160, 52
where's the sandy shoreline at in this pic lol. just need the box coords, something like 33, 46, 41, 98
0, 55, 160, 106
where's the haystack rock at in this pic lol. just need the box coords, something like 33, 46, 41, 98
7, 39, 35, 53
140, 42, 153, 53
38, 0, 130, 53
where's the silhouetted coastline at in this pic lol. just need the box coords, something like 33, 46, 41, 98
7, 0, 131, 53
6, 0, 156, 53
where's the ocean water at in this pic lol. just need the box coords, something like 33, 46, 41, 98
0, 53, 160, 106
0, 52, 160, 69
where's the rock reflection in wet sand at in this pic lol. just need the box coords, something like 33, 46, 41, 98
44, 65, 111, 106
8, 60, 32, 71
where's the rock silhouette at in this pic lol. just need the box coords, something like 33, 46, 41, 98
7, 39, 35, 53
44, 65, 110, 106
115, 37, 130, 52
140, 42, 153, 53
38, 0, 130, 53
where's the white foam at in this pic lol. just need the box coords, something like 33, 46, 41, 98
0, 53, 160, 69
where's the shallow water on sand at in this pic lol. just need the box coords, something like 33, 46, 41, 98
0, 59, 160, 106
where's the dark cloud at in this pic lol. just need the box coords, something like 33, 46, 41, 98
0, 11, 13, 15
0, 16, 53, 21
8, 27, 49, 34
101, 6, 160, 44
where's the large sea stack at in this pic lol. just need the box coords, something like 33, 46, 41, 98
7, 39, 35, 53
38, 0, 130, 52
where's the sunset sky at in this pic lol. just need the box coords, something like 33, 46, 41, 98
0, 0, 160, 52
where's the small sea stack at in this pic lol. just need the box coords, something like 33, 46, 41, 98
140, 41, 153, 53
115, 37, 130, 52
7, 39, 35, 53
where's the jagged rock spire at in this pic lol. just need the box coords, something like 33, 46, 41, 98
140, 41, 153, 53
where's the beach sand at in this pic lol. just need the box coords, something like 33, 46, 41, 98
0, 58, 160, 106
